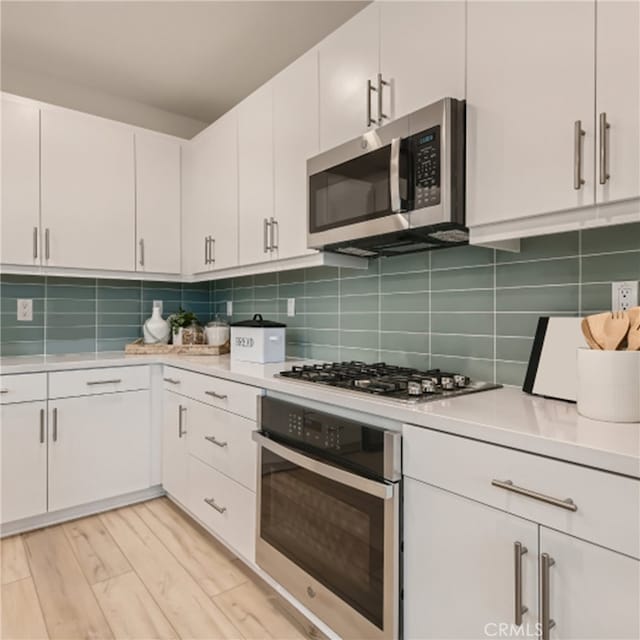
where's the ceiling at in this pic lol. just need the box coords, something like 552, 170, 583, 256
1, 1, 368, 136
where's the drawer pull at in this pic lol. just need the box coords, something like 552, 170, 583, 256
178, 405, 187, 438
0, 389, 8, 394
514, 541, 528, 626
492, 479, 577, 512
205, 435, 228, 448
205, 391, 228, 400
163, 377, 181, 385
204, 497, 227, 514
540, 553, 556, 640
86, 379, 122, 386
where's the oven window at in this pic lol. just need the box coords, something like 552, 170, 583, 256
309, 145, 392, 233
260, 449, 385, 629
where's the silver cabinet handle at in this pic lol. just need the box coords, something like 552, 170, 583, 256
45, 228, 50, 260
377, 73, 389, 125
390, 138, 402, 213
514, 541, 528, 626
269, 217, 278, 251
205, 390, 228, 400
540, 553, 556, 640
366, 79, 377, 127
139, 238, 145, 267
205, 435, 228, 448
33, 227, 39, 259
86, 379, 122, 386
39, 408, 45, 444
573, 120, 586, 190
492, 479, 577, 512
204, 236, 209, 265
163, 377, 181, 385
52, 407, 58, 442
599, 112, 610, 185
210, 236, 216, 264
0, 389, 8, 394
263, 218, 271, 253
204, 497, 227, 514
178, 404, 186, 438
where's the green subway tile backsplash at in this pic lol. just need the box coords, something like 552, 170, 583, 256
1, 222, 639, 388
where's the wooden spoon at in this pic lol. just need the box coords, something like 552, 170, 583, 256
627, 316, 640, 351
586, 312, 611, 350
602, 311, 630, 350
581, 317, 602, 349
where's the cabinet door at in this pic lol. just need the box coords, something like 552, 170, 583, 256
135, 132, 181, 274
540, 527, 639, 639
1, 97, 40, 266
318, 4, 379, 151
162, 391, 188, 504
596, 0, 640, 204
404, 479, 538, 639
467, 1, 596, 227
273, 50, 319, 261
238, 83, 274, 266
379, 1, 466, 120
49, 391, 151, 511
41, 108, 135, 271
0, 402, 47, 523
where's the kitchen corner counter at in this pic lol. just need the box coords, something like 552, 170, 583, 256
2, 352, 639, 478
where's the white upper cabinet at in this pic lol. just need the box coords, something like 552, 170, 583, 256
238, 83, 275, 265
273, 50, 319, 261
379, 1, 466, 121
135, 131, 182, 274
41, 108, 135, 271
596, 0, 640, 204
319, 4, 379, 150
182, 109, 238, 274
1, 96, 41, 266
466, 1, 596, 227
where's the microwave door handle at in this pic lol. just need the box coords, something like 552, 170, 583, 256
390, 137, 402, 213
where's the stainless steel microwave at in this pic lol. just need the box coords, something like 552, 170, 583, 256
307, 98, 466, 257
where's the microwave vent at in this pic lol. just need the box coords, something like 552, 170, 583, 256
429, 228, 469, 243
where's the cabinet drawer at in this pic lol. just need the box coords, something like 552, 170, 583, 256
0, 373, 47, 404
186, 400, 257, 490
187, 455, 255, 562
49, 366, 150, 398
403, 425, 640, 558
162, 366, 261, 420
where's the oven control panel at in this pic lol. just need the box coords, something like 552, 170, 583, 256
411, 125, 441, 209
287, 411, 343, 451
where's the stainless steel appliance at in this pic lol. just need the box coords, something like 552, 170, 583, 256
277, 361, 501, 403
253, 397, 401, 640
307, 98, 466, 257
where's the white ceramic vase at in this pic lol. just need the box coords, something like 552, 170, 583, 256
143, 306, 170, 344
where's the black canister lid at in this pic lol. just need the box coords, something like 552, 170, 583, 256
230, 313, 286, 328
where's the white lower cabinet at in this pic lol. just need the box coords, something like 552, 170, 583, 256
0, 401, 47, 523
404, 479, 538, 640
48, 390, 151, 512
162, 390, 189, 505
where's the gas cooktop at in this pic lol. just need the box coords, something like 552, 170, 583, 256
276, 361, 501, 403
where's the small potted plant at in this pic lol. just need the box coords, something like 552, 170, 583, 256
168, 308, 202, 346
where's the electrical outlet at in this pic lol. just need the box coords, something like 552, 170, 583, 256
612, 281, 639, 311
226, 300, 233, 316
287, 298, 296, 317
17, 299, 33, 322
153, 300, 163, 315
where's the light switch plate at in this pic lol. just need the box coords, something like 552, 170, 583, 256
17, 299, 33, 322
287, 298, 296, 317
226, 300, 233, 316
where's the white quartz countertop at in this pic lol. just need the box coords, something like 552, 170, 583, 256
2, 352, 639, 478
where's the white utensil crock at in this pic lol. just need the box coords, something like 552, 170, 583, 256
577, 348, 640, 423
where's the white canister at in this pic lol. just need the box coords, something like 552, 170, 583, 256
230, 314, 286, 363
577, 348, 640, 423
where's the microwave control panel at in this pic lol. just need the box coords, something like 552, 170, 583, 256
412, 125, 441, 209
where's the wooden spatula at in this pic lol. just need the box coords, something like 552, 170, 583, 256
602, 311, 630, 350
586, 312, 611, 350
627, 314, 640, 351
581, 317, 602, 349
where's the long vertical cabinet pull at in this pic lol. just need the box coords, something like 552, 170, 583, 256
33, 227, 39, 260
210, 237, 216, 264
599, 112, 611, 185
540, 553, 556, 639
513, 542, 528, 626
204, 236, 208, 265
270, 217, 278, 251
377, 73, 389, 125
45, 228, 51, 260
139, 238, 145, 267
573, 120, 586, 190
263, 218, 272, 253
39, 409, 45, 444
52, 407, 58, 442
178, 404, 187, 438
366, 79, 377, 127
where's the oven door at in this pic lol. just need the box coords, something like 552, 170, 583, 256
253, 432, 399, 640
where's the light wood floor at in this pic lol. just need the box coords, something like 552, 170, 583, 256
0, 498, 327, 640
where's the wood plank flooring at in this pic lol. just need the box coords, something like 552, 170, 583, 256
0, 498, 326, 640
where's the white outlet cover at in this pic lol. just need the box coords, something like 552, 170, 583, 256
17, 299, 33, 322
612, 281, 639, 311
226, 300, 233, 316
287, 298, 296, 317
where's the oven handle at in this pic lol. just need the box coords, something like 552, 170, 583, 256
390, 137, 402, 213
252, 432, 394, 500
